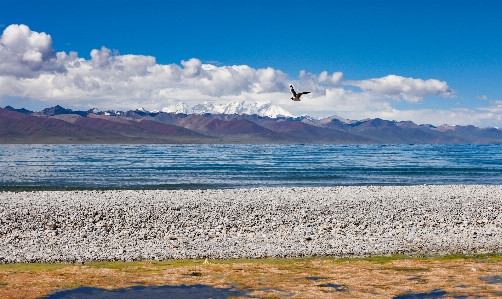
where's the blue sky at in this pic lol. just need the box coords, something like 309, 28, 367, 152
1, 0, 501, 126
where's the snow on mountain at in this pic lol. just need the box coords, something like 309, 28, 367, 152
300, 115, 320, 121
161, 102, 191, 114
221, 101, 293, 117
319, 115, 359, 125
191, 101, 216, 114
219, 101, 256, 115
299, 115, 321, 126
160, 101, 293, 118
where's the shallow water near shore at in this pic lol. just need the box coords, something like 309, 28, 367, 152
1, 144, 502, 189
42, 284, 251, 299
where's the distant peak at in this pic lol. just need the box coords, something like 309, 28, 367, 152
160, 100, 292, 118
88, 108, 101, 114
41, 105, 73, 116
161, 102, 190, 114
3, 106, 34, 114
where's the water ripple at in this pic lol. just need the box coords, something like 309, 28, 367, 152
1, 144, 501, 189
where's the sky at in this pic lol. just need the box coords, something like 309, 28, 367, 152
1, 0, 501, 127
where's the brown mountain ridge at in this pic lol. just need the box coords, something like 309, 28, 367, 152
1, 105, 502, 144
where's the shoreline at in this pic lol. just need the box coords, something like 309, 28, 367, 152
1, 185, 501, 263
2, 182, 502, 192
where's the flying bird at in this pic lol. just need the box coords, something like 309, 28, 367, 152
290, 85, 310, 101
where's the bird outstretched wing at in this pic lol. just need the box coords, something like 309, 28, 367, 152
290, 85, 310, 101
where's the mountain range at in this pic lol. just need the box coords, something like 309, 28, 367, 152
1, 103, 502, 144
160, 101, 293, 118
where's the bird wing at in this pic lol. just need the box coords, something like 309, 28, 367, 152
290, 87, 297, 97
297, 91, 311, 98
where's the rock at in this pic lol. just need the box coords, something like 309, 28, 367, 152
0, 186, 501, 262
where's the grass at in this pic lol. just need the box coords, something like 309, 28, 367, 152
0, 263, 70, 272
332, 252, 502, 264
1, 253, 501, 273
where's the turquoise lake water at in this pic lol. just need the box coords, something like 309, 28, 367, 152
1, 144, 501, 189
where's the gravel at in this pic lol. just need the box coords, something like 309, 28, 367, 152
1, 185, 501, 263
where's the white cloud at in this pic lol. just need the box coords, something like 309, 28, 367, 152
318, 71, 343, 85
2, 24, 502, 127
345, 75, 455, 103
0, 24, 66, 78
346, 108, 500, 127
478, 101, 502, 114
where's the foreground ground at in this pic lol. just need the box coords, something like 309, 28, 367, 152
1, 254, 501, 298
3, 186, 502, 263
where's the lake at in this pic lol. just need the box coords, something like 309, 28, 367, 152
1, 144, 501, 189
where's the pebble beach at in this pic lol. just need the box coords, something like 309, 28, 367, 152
1, 185, 501, 263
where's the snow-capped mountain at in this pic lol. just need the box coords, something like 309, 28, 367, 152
191, 101, 216, 114
319, 115, 360, 125
161, 101, 293, 118
161, 102, 191, 114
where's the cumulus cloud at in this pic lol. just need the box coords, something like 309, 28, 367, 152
318, 71, 343, 85
0, 24, 292, 108
3, 24, 502, 127
0, 24, 66, 78
345, 75, 455, 102
478, 100, 502, 115
345, 108, 500, 127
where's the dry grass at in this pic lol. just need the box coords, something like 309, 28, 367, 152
1, 254, 502, 298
